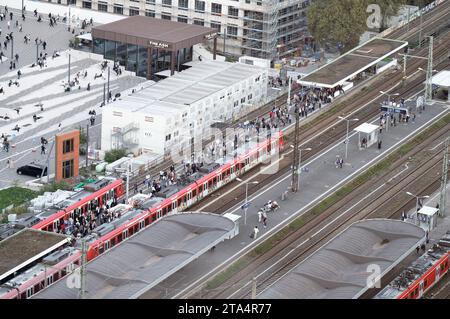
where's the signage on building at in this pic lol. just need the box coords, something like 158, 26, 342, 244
205, 32, 218, 40
149, 40, 169, 49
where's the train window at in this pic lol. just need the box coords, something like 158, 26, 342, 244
139, 220, 145, 229
178, 198, 182, 206
414, 288, 418, 295
105, 241, 110, 250
54, 272, 60, 281
213, 177, 217, 184
111, 238, 116, 246
34, 284, 40, 294
192, 189, 197, 197
222, 172, 226, 179
133, 224, 139, 233
168, 204, 172, 212
424, 279, 428, 287
198, 186, 202, 194
99, 245, 104, 255
118, 234, 123, 242
162, 207, 167, 215
145, 217, 150, 226
152, 214, 157, 222
183, 195, 187, 203
208, 180, 212, 187
47, 276, 54, 286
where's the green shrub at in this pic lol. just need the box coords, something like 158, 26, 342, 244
104, 149, 127, 163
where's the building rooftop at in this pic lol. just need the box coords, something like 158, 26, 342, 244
257, 219, 426, 299
0, 229, 69, 282
108, 60, 265, 114
298, 38, 408, 88
34, 212, 237, 299
92, 16, 218, 52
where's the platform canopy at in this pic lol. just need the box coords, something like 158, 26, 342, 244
354, 123, 379, 134
298, 38, 408, 89
33, 212, 236, 299
257, 219, 425, 299
431, 70, 450, 88
0, 229, 69, 282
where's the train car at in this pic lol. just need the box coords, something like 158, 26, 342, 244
32, 177, 124, 233
0, 131, 283, 298
84, 131, 283, 261
375, 234, 450, 299
0, 248, 81, 299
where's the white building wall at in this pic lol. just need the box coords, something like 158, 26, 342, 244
101, 62, 267, 156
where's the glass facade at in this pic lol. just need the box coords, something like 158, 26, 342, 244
93, 37, 195, 80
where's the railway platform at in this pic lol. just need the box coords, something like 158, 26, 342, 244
139, 95, 449, 299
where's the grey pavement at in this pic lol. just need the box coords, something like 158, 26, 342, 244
0, 7, 85, 75
140, 99, 450, 298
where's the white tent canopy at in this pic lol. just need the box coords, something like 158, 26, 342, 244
76, 33, 92, 41
431, 70, 450, 87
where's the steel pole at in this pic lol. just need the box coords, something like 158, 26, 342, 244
107, 66, 110, 102
36, 43, 39, 63
297, 149, 302, 191
86, 124, 89, 167
244, 182, 248, 225
345, 120, 349, 159
126, 161, 130, 202
68, 53, 71, 85
10, 37, 13, 60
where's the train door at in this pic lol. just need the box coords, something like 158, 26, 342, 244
157, 209, 162, 219
53, 219, 59, 232
26, 287, 34, 299
122, 229, 128, 240
203, 182, 208, 196
187, 191, 192, 207
419, 281, 424, 298
436, 266, 440, 282
191, 188, 197, 206
104, 241, 110, 252
46, 275, 54, 287
139, 220, 145, 230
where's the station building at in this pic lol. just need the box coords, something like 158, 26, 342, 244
101, 59, 268, 156
92, 16, 218, 80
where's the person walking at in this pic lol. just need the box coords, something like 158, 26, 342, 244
378, 140, 382, 150
252, 226, 259, 239
258, 210, 262, 223
41, 144, 46, 155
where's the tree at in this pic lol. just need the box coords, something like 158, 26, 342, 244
373, 0, 408, 30
104, 149, 127, 163
307, 0, 368, 53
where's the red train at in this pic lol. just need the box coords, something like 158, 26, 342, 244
375, 233, 450, 299
31, 178, 124, 233
31, 131, 283, 262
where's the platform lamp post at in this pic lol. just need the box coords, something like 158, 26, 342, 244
338, 116, 358, 159
290, 145, 311, 191
406, 191, 430, 214
236, 178, 259, 226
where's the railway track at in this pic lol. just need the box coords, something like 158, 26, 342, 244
189, 114, 450, 299
190, 34, 450, 214
125, 3, 450, 191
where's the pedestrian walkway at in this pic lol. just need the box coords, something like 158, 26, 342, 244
139, 98, 449, 298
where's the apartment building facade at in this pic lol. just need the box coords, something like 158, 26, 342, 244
43, 0, 312, 60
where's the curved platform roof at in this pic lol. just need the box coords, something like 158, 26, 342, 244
33, 212, 236, 299
258, 219, 425, 299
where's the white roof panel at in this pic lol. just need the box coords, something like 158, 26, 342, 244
431, 70, 450, 87
354, 123, 379, 134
